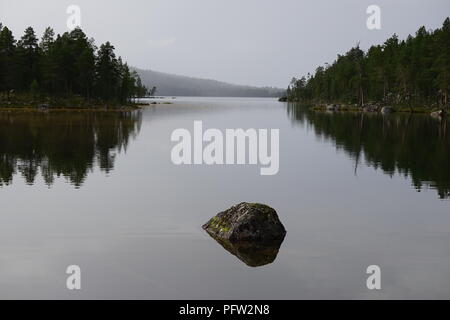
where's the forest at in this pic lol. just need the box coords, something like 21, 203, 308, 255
286, 18, 450, 111
0, 24, 148, 107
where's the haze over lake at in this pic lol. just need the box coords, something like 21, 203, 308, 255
0, 97, 449, 299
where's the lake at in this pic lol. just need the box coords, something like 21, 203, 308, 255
0, 97, 449, 299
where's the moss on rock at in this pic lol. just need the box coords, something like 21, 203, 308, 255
202, 202, 287, 242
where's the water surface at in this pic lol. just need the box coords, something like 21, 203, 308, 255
0, 98, 449, 299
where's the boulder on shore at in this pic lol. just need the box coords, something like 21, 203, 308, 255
326, 104, 339, 111
431, 109, 446, 118
202, 202, 286, 242
381, 106, 394, 114
37, 104, 50, 111
363, 105, 378, 113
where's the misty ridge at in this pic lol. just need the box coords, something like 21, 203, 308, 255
133, 67, 285, 98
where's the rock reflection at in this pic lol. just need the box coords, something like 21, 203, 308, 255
206, 232, 285, 267
0, 110, 142, 187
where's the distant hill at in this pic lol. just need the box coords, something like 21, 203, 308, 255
133, 68, 285, 97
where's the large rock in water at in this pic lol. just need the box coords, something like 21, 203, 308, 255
202, 203, 286, 242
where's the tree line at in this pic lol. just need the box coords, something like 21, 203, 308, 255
0, 23, 149, 106
287, 18, 450, 110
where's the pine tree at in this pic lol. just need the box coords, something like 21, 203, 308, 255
40, 27, 55, 53
0, 26, 16, 97
96, 42, 119, 101
16, 27, 40, 91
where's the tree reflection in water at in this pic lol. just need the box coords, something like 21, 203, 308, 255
0, 110, 142, 188
287, 104, 450, 199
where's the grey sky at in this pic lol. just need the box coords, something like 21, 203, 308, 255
1, 0, 449, 87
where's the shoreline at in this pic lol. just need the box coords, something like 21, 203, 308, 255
281, 101, 449, 117
0, 105, 143, 113
310, 105, 444, 113
0, 102, 173, 113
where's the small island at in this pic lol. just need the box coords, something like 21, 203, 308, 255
0, 24, 149, 110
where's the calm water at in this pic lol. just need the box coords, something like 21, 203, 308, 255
0, 97, 449, 299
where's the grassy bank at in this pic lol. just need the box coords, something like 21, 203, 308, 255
0, 94, 150, 112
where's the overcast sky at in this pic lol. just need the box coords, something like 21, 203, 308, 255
1, 0, 449, 87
